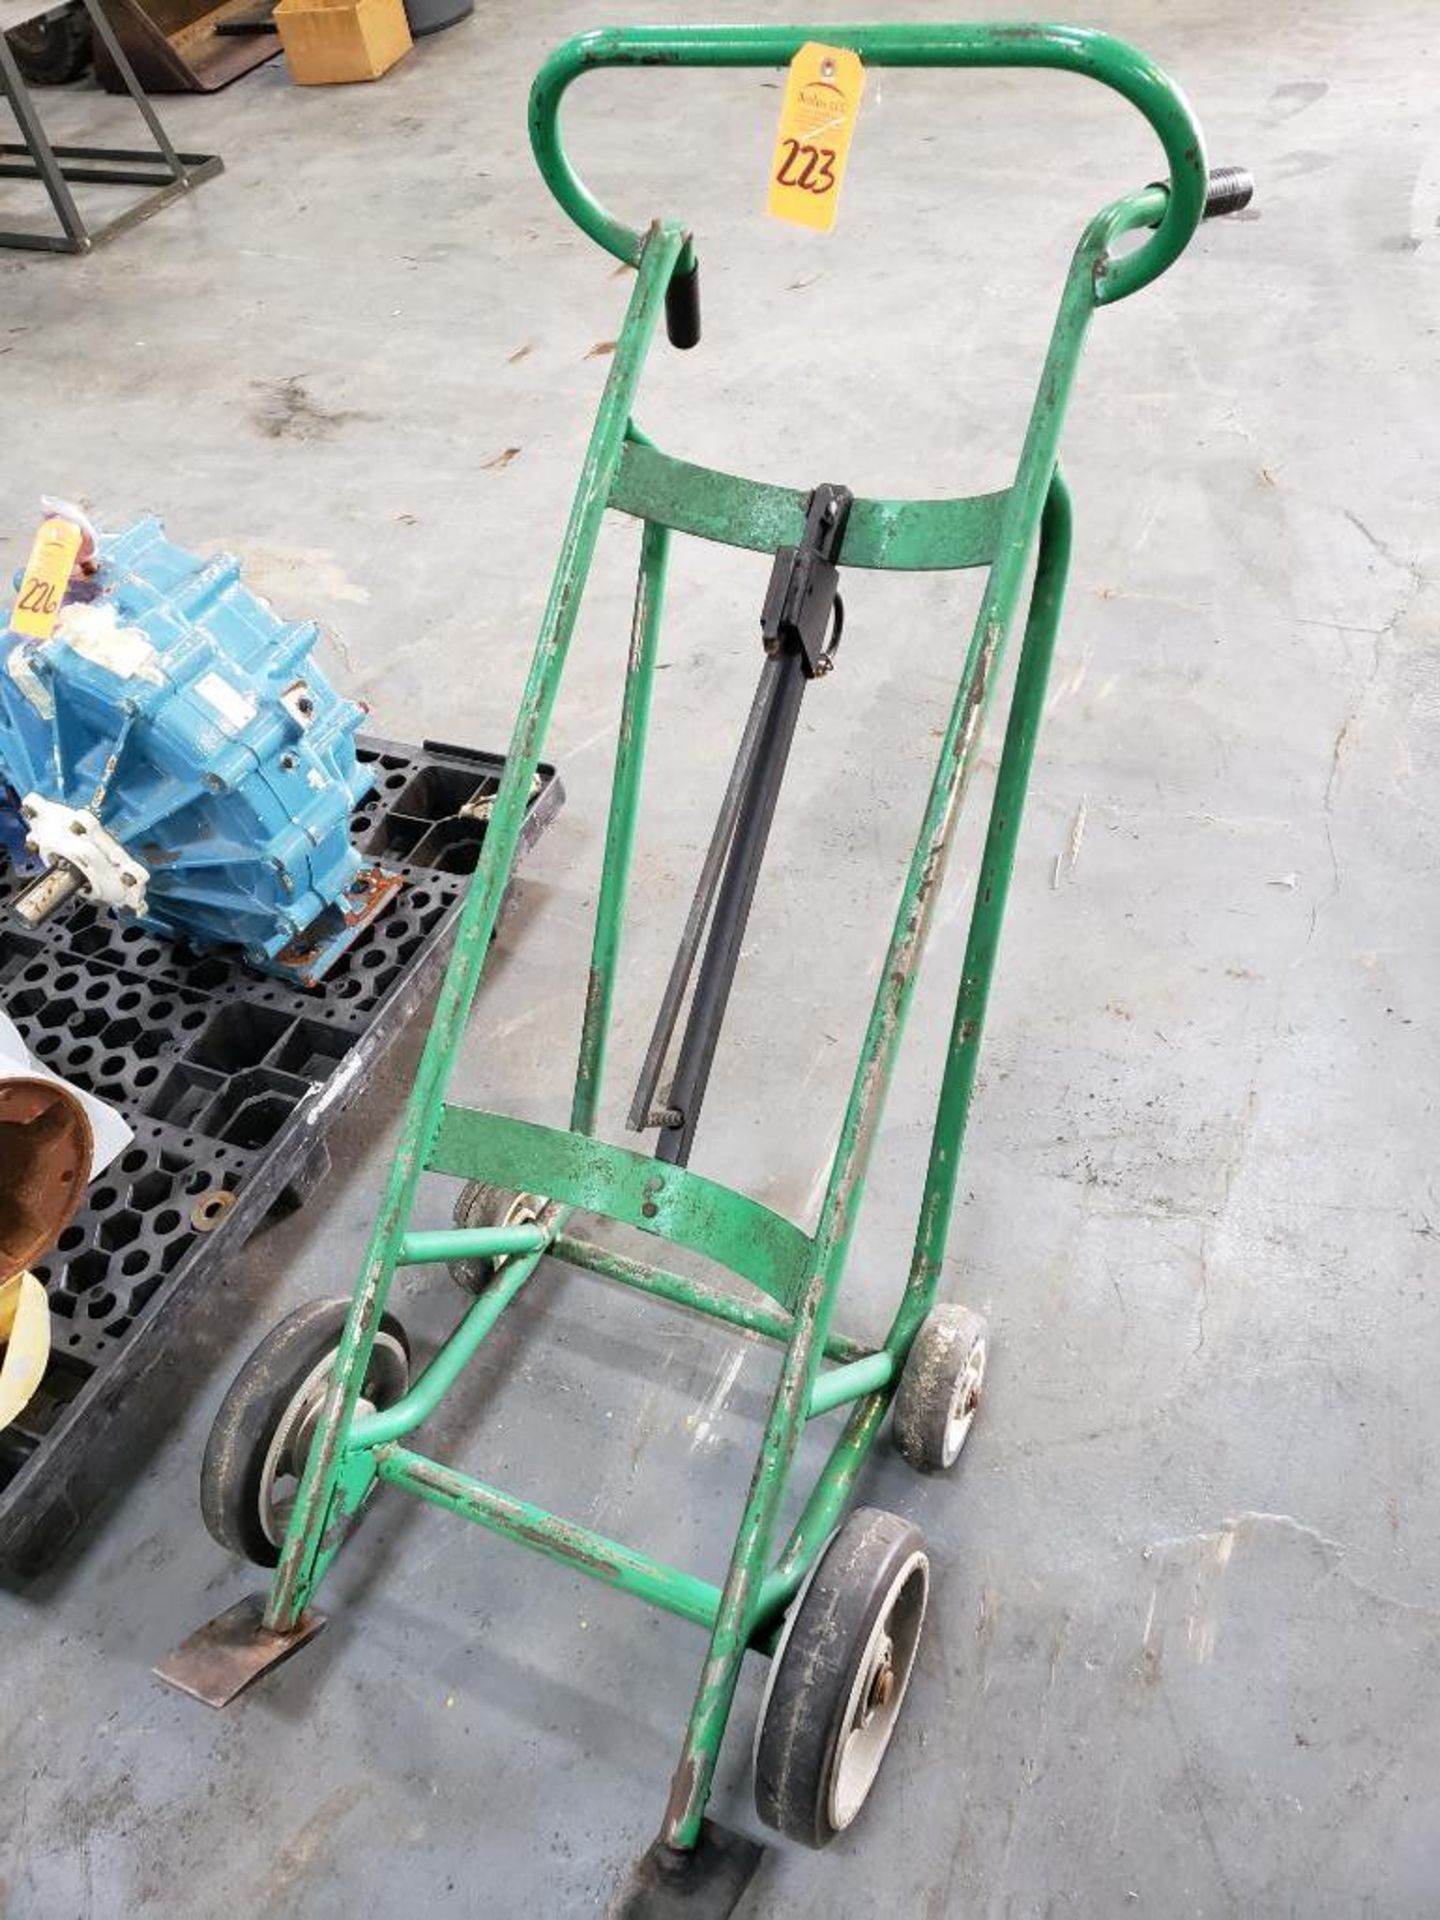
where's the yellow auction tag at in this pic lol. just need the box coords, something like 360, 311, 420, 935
766, 42, 865, 234
10, 515, 83, 641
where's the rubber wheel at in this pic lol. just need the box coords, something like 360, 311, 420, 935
754, 1507, 929, 1848
5, 6, 92, 84
200, 1297, 410, 1568
891, 1303, 989, 1473
449, 1180, 541, 1294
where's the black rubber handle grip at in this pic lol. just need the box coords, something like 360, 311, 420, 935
1203, 166, 1254, 219
665, 260, 701, 349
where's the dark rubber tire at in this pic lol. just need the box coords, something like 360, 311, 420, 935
892, 1303, 989, 1473
449, 1180, 540, 1294
5, 6, 92, 85
754, 1507, 929, 1848
200, 1297, 409, 1568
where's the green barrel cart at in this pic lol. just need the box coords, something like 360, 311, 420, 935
159, 23, 1251, 1917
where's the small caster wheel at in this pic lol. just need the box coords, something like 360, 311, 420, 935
891, 1303, 988, 1473
449, 1180, 542, 1294
754, 1507, 929, 1848
200, 1297, 410, 1567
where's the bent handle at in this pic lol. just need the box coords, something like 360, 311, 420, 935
528, 22, 1209, 305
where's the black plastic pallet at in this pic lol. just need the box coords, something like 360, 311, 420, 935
0, 734, 561, 1575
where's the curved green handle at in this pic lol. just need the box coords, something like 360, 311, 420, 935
528, 22, 1208, 305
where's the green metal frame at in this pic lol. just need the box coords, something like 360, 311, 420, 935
259, 21, 1209, 1858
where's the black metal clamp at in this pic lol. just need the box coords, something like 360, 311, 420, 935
760, 482, 850, 677
630, 483, 852, 1166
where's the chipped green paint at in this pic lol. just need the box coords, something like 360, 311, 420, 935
428, 1107, 811, 1307
375, 1445, 724, 1629
552, 1232, 870, 1364
262, 224, 684, 1634
251, 18, 1224, 1876
348, 1230, 553, 1452
529, 23, 1205, 302
902, 473, 1075, 1336
610, 441, 1010, 572
572, 515, 670, 1135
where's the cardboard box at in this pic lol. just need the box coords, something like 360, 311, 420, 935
275, 0, 411, 84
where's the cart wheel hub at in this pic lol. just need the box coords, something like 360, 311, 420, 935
943, 1338, 987, 1465
866, 1656, 896, 1716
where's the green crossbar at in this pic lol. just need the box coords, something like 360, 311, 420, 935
426, 1105, 812, 1308
609, 438, 1010, 572
375, 1444, 724, 1628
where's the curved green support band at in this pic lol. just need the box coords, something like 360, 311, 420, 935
610, 439, 1009, 571
426, 1106, 813, 1308
528, 21, 1207, 304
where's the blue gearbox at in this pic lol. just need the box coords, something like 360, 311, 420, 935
0, 514, 391, 982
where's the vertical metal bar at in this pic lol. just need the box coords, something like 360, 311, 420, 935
896, 468, 1073, 1340
798, 259, 1096, 1290
656, 649, 807, 1164
572, 517, 670, 1135
79, 0, 186, 176
262, 223, 686, 1634
659, 1239, 827, 1849
756, 469, 1075, 1635
0, 37, 88, 249
752, 1391, 888, 1634
627, 656, 779, 1132
660, 240, 1102, 1856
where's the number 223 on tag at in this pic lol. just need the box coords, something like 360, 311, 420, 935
766, 42, 865, 234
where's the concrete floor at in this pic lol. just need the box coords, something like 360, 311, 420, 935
3, 0, 1438, 1912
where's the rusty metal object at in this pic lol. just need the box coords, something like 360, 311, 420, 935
190, 1188, 237, 1234
273, 865, 405, 989
92, 0, 281, 95
152, 1593, 327, 1706
11, 863, 84, 928
0, 1075, 91, 1281
606, 1820, 764, 1920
